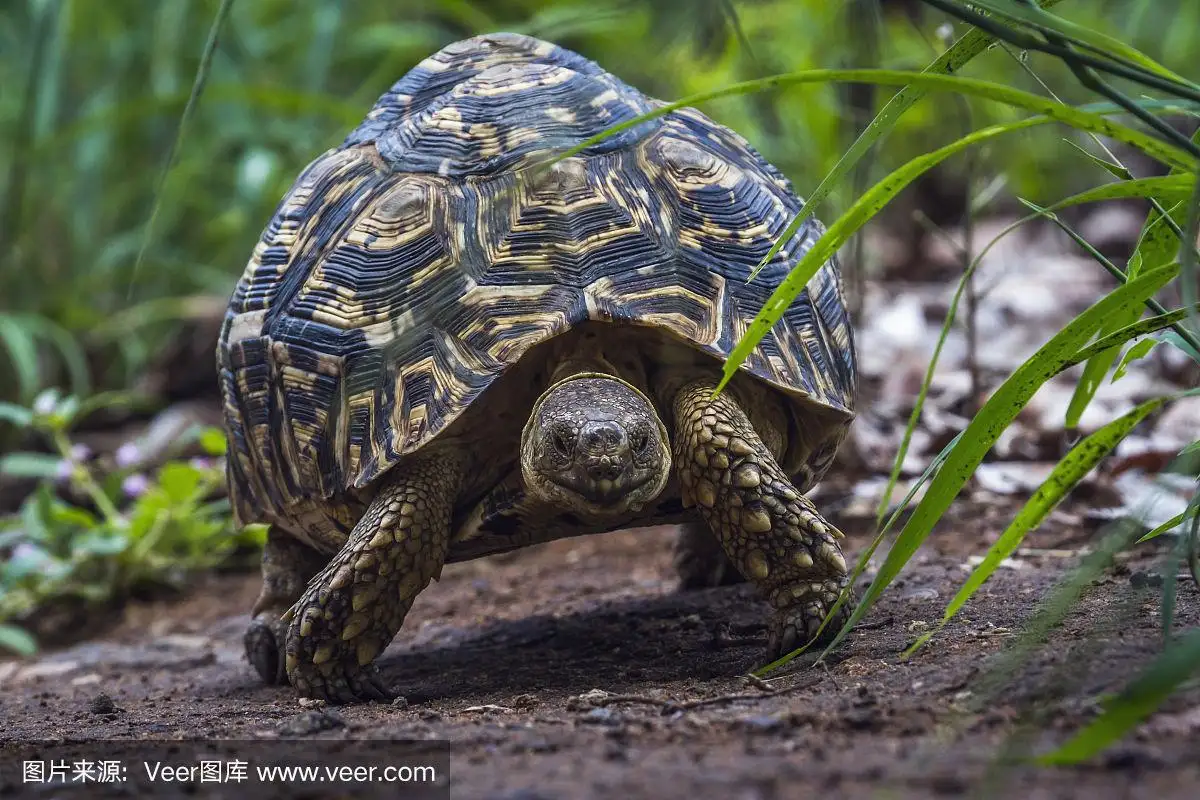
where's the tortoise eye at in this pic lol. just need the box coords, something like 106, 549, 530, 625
630, 427, 650, 455
551, 428, 574, 458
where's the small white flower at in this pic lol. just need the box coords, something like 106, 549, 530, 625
114, 442, 141, 468
69, 443, 92, 462
122, 473, 150, 498
32, 393, 58, 416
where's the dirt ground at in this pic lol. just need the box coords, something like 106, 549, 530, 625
1, 492, 1198, 799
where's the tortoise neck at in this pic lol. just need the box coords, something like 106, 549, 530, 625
548, 355, 620, 383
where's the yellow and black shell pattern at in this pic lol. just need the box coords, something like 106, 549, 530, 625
218, 32, 857, 538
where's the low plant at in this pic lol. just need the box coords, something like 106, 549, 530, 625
0, 389, 264, 657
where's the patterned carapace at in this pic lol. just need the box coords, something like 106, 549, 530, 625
218, 32, 856, 549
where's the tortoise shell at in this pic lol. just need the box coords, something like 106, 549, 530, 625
217, 32, 856, 545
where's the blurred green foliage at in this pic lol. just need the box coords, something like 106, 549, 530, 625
0, 389, 264, 654
1, 0, 1197, 395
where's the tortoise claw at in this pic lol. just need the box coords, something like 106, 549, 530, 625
762, 588, 851, 664
288, 657, 397, 706
244, 616, 287, 685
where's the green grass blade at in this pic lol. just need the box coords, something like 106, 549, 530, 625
0, 314, 42, 403
906, 392, 1188, 656
785, 0, 1068, 248
1112, 338, 1157, 381
0, 452, 64, 479
964, 0, 1197, 88
1065, 318, 1144, 429
875, 237, 989, 525
0, 0, 56, 267
1064, 127, 1200, 423
0, 402, 33, 428
1188, 488, 1200, 590
815, 264, 1180, 658
0, 624, 37, 657
1178, 177, 1200, 340
127, 0, 236, 301
1064, 139, 1132, 180
1043, 175, 1194, 209
1137, 507, 1198, 544
551, 69, 1196, 172
18, 315, 90, 398
1038, 625, 1200, 765
1020, 196, 1200, 421
717, 116, 1048, 392
756, 430, 966, 675
875, 168, 1189, 520
1063, 304, 1198, 370
1161, 329, 1200, 363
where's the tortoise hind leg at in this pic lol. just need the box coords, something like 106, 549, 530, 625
673, 521, 746, 589
283, 451, 464, 704
671, 378, 852, 659
245, 526, 327, 685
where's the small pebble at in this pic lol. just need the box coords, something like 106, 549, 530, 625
89, 693, 120, 715
582, 707, 620, 725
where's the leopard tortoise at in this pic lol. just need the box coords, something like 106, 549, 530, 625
217, 32, 857, 704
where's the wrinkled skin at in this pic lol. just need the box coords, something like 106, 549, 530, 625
246, 366, 851, 704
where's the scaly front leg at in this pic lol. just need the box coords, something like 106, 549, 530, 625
672, 379, 851, 660
283, 451, 464, 704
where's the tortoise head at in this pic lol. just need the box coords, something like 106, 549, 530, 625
520, 372, 671, 518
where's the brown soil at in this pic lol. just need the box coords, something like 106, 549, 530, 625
2, 496, 1198, 799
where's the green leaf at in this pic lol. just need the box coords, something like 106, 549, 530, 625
72, 529, 129, 557
907, 393, 1182, 655
1136, 507, 1198, 543
18, 486, 51, 543
1178, 174, 1200, 345
0, 314, 41, 404
0, 624, 37, 657
0, 452, 63, 479
1044, 175, 1194, 211
1039, 626, 1200, 764
15, 315, 90, 398
157, 462, 202, 503
1059, 194, 1163, 426
0, 402, 33, 428
1064, 139, 1132, 180
1158, 330, 1200, 363
1112, 339, 1158, 382
74, 390, 144, 422
45, 500, 98, 530
4, 542, 54, 580
818, 264, 1180, 658
1064, 305, 1198, 370
199, 427, 228, 456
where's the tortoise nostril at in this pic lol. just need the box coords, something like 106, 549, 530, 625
578, 420, 625, 454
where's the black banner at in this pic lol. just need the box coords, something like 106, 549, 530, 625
0, 738, 452, 798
